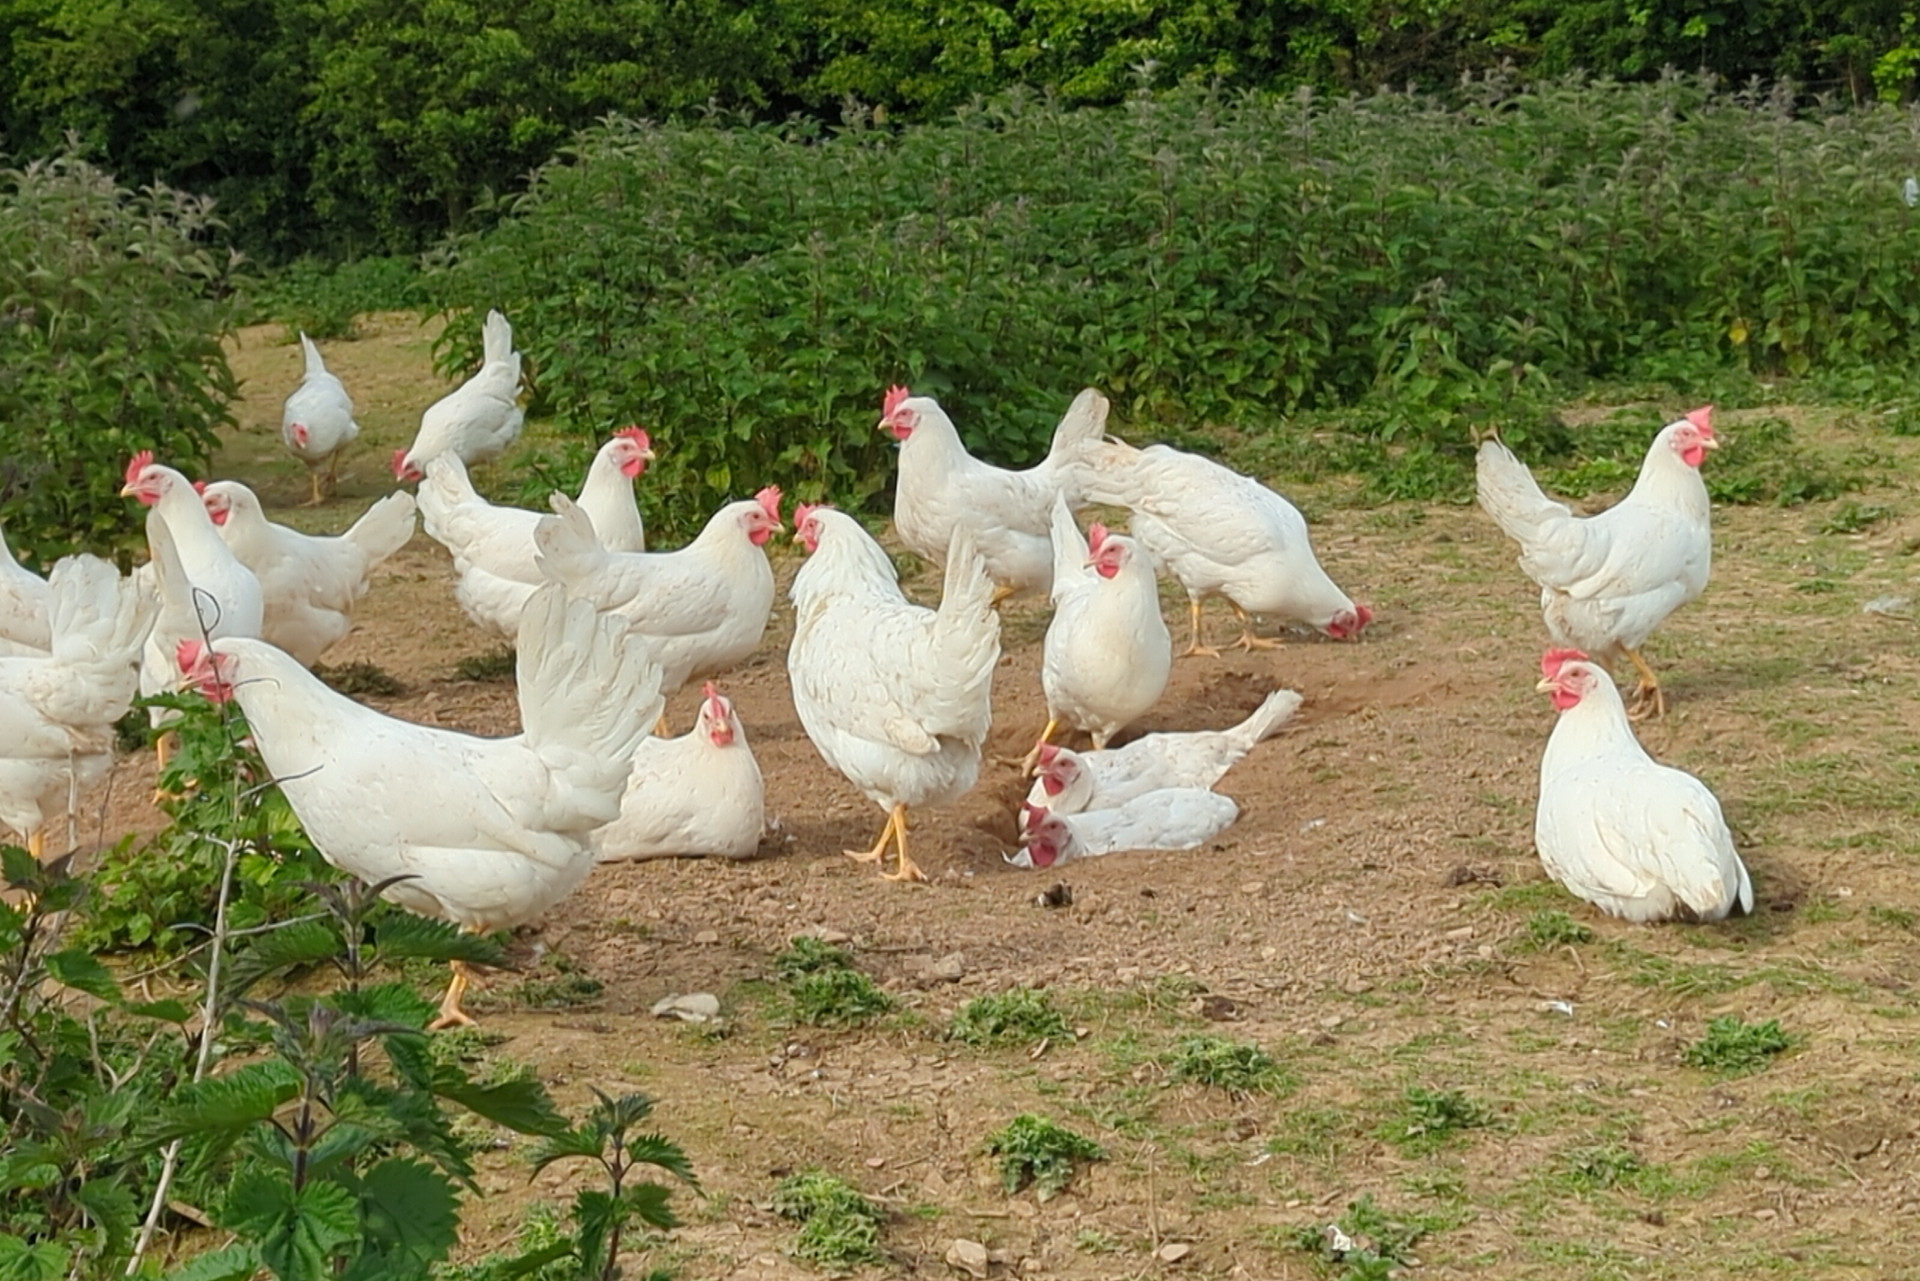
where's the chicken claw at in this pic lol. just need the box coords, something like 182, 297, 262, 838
880, 815, 927, 883
1180, 598, 1219, 658
1622, 647, 1666, 719
303, 470, 326, 508
1228, 602, 1282, 651
428, 960, 479, 1030
844, 806, 901, 865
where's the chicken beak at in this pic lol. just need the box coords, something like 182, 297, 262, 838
641, 447, 657, 462
118, 482, 138, 498
1701, 437, 1720, 450
1534, 678, 1556, 692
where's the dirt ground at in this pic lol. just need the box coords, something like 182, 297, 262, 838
89, 319, 1920, 1279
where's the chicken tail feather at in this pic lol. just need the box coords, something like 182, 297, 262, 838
342, 491, 418, 568
1227, 689, 1305, 751
1474, 438, 1569, 543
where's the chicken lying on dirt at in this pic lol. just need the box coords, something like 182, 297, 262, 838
787, 506, 999, 884
884, 385, 1106, 601
1010, 789, 1239, 869
593, 682, 764, 863
1533, 649, 1751, 922
1477, 406, 1715, 717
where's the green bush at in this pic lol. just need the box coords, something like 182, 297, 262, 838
0, 153, 241, 568
430, 76, 1920, 534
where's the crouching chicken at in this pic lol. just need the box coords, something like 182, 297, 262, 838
1533, 649, 1752, 922
592, 683, 765, 863
177, 584, 662, 1027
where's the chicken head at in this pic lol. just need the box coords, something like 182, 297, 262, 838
746, 486, 784, 547
176, 639, 238, 703
879, 385, 917, 440
1536, 648, 1600, 711
612, 427, 655, 479
700, 681, 737, 747
1670, 405, 1718, 469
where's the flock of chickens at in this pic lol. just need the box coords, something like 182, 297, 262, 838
1, 310, 1752, 1027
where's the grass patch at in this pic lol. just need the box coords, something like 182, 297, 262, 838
455, 649, 517, 682
1162, 1035, 1294, 1096
771, 938, 894, 1027
1818, 500, 1894, 535
983, 1115, 1105, 1201
1524, 909, 1593, 948
948, 989, 1072, 1048
1388, 1086, 1493, 1152
1285, 1193, 1447, 1277
313, 661, 405, 697
771, 1171, 886, 1273
1559, 1143, 1664, 1194
1682, 1017, 1794, 1076
506, 954, 604, 1010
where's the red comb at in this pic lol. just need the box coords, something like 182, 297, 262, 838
702, 681, 719, 699
1086, 523, 1109, 553
175, 639, 204, 673
796, 501, 832, 527
1685, 405, 1714, 436
755, 485, 783, 523
125, 451, 154, 486
882, 385, 911, 418
614, 425, 650, 449
192, 480, 208, 495
1541, 648, 1588, 679
1022, 802, 1049, 826
1037, 742, 1061, 767
391, 449, 410, 479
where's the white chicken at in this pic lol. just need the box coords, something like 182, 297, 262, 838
123, 453, 264, 755
200, 481, 417, 666
787, 507, 999, 883
419, 430, 652, 639
1071, 434, 1371, 654
0, 524, 50, 652
1029, 495, 1171, 767
1010, 788, 1239, 869
393, 309, 525, 481
592, 682, 764, 863
533, 487, 781, 700
1477, 407, 1716, 717
175, 583, 662, 1027
1533, 648, 1752, 922
281, 332, 360, 505
0, 556, 154, 859
1023, 688, 1301, 825
883, 385, 1107, 599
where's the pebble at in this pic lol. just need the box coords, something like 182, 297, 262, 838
650, 992, 721, 1023
692, 929, 720, 945
930, 953, 966, 982
1158, 1242, 1193, 1263
945, 1239, 989, 1278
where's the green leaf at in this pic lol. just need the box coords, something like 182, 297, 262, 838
433, 1076, 567, 1138
44, 949, 120, 1002
71, 1177, 139, 1260
218, 1172, 357, 1281
164, 1243, 262, 1281
139, 1061, 303, 1147
619, 1182, 680, 1232
371, 915, 507, 967
488, 1239, 577, 1281
0, 1235, 68, 1281
0, 847, 41, 890
126, 998, 196, 1023
528, 1126, 606, 1176
622, 1133, 698, 1187
338, 1159, 460, 1281
225, 918, 344, 995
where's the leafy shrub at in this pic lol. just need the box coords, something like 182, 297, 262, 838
771, 1171, 887, 1272
771, 937, 895, 1027
1683, 1016, 1795, 1075
1390, 1087, 1493, 1150
1525, 910, 1595, 948
983, 1115, 1105, 1200
433, 77, 1920, 535
250, 255, 429, 339
0, 153, 241, 567
1287, 1194, 1442, 1278
947, 989, 1072, 1048
1163, 1035, 1295, 1095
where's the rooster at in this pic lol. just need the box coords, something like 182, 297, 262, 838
281, 333, 360, 505
1028, 495, 1170, 770
1069, 435, 1371, 654
1533, 649, 1752, 922
787, 507, 999, 883
883, 386, 1106, 601
420, 430, 652, 638
177, 584, 661, 1027
1010, 789, 1239, 869
1477, 407, 1716, 718
1024, 688, 1300, 826
394, 309, 525, 481
200, 482, 417, 666
593, 682, 764, 863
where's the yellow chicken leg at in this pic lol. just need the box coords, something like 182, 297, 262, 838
653, 712, 673, 737
428, 959, 479, 1030
26, 829, 45, 861
844, 805, 901, 865
1228, 602, 1282, 651
304, 469, 326, 508
880, 807, 926, 883
989, 584, 1018, 608
1019, 719, 1060, 776
1182, 597, 1219, 658
1622, 646, 1666, 719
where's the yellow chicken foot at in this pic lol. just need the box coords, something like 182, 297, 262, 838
653, 712, 673, 737
427, 960, 479, 1030
1622, 647, 1666, 719
1181, 597, 1220, 658
26, 829, 45, 861
880, 808, 926, 883
989, 584, 1018, 608
152, 732, 184, 803
844, 805, 901, 865
1018, 719, 1060, 776
303, 470, 326, 508
1228, 603, 1282, 651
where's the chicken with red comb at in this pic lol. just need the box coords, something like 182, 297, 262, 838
1479, 408, 1717, 717
393, 309, 525, 482
884, 385, 1107, 601
281, 333, 360, 505
593, 681, 764, 863
418, 430, 651, 639
1531, 651, 1752, 921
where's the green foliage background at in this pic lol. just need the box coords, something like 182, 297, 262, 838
3, 0, 1917, 259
